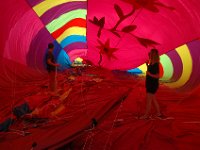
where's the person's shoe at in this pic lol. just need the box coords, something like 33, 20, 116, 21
155, 114, 166, 120
49, 91, 60, 97
139, 115, 149, 120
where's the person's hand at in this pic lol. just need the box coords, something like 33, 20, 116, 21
145, 60, 149, 66
55, 63, 60, 67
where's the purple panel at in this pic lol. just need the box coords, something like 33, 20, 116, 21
181, 40, 200, 90
41, 1, 87, 25
167, 50, 183, 81
26, 0, 44, 7
26, 28, 55, 70
64, 42, 88, 52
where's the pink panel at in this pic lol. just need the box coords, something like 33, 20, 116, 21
87, 0, 200, 70
67, 49, 88, 62
3, 10, 44, 65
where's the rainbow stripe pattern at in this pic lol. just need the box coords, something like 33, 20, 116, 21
130, 39, 200, 90
27, 0, 87, 63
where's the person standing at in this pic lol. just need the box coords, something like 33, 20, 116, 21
140, 49, 162, 119
46, 43, 60, 95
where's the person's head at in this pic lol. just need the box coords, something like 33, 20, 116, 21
48, 43, 54, 51
149, 48, 159, 63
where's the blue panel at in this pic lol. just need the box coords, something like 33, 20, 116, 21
57, 49, 72, 71
127, 68, 142, 74
60, 35, 86, 48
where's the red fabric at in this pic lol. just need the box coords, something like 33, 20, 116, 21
52, 18, 86, 38
70, 80, 200, 150
87, 0, 200, 70
0, 68, 132, 149
0, 67, 200, 149
0, 1, 200, 149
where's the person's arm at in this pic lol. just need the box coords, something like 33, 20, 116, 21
146, 71, 160, 78
47, 58, 60, 67
146, 63, 159, 78
145, 60, 149, 66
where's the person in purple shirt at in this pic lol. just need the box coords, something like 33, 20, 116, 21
45, 43, 60, 95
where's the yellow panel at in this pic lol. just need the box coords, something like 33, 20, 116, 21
160, 54, 173, 81
33, 0, 87, 17
165, 44, 192, 88
56, 27, 86, 43
138, 64, 147, 77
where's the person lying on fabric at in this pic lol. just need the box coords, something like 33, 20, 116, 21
0, 88, 72, 132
